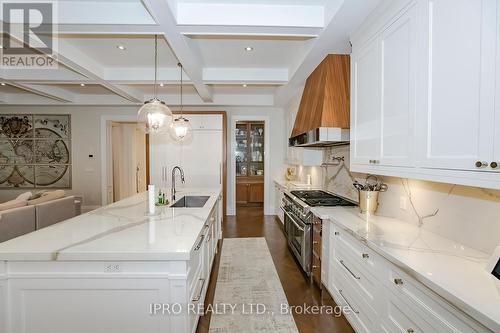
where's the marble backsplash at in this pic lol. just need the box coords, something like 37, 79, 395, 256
290, 145, 500, 255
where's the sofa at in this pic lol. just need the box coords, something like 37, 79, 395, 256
0, 194, 81, 243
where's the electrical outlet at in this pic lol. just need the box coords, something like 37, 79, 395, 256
400, 196, 407, 211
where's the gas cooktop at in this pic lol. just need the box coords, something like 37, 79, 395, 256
290, 190, 357, 207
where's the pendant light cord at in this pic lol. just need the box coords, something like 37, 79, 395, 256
179, 63, 183, 115
154, 35, 158, 98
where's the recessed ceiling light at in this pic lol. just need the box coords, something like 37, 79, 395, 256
80, 83, 85, 87
0, 83, 5, 86
117, 45, 126, 50
159, 83, 164, 87
244, 47, 253, 51
242, 84, 247, 87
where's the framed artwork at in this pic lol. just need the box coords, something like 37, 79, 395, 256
0, 114, 71, 188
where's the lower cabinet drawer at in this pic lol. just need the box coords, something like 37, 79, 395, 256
332, 267, 379, 333
333, 244, 379, 306
381, 286, 433, 333
383, 263, 489, 333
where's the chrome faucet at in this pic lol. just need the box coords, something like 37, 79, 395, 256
171, 166, 185, 201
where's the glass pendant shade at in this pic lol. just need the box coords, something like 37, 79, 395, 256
137, 98, 172, 134
169, 116, 192, 142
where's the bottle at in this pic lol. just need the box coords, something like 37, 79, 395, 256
158, 190, 163, 205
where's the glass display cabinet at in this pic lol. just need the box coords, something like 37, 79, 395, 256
235, 121, 264, 206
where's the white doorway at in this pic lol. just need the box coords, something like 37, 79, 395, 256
108, 122, 147, 202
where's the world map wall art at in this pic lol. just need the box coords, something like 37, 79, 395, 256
0, 114, 71, 189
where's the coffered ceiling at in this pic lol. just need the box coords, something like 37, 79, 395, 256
0, 0, 381, 107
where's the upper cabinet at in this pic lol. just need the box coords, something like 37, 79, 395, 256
417, 0, 496, 171
350, 0, 500, 189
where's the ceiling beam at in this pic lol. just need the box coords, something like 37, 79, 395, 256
54, 24, 162, 36
203, 68, 288, 85
181, 26, 321, 40
1, 81, 74, 103
0, 25, 144, 103
141, 0, 213, 102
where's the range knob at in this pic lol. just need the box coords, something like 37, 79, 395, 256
490, 162, 498, 169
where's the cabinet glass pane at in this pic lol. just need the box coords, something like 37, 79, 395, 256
235, 123, 248, 176
249, 124, 264, 176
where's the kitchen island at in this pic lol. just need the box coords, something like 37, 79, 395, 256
0, 188, 222, 333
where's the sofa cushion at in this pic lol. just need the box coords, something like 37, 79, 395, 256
16, 191, 32, 201
0, 205, 36, 242
28, 190, 65, 205
0, 199, 27, 212
35, 196, 75, 230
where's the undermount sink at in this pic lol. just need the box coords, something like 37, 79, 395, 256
171, 196, 210, 208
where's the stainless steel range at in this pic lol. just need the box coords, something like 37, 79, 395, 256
281, 190, 356, 276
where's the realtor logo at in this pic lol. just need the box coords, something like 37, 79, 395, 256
1, 1, 58, 68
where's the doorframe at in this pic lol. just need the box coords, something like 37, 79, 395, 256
229, 115, 270, 215
100, 115, 142, 206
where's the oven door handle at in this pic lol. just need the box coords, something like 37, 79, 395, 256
283, 209, 305, 232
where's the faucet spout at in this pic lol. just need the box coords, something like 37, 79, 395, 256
171, 166, 185, 201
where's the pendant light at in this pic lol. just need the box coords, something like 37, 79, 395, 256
137, 35, 172, 134
169, 63, 192, 142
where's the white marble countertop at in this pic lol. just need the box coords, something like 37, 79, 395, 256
274, 179, 316, 190
311, 206, 500, 332
0, 188, 221, 262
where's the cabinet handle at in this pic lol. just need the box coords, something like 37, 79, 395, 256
338, 289, 359, 314
407, 329, 414, 333
191, 278, 206, 302
334, 231, 340, 236
475, 161, 488, 168
313, 241, 319, 245
194, 235, 205, 251
312, 265, 319, 269
394, 278, 404, 285
362, 253, 369, 259
340, 259, 360, 280
490, 162, 498, 169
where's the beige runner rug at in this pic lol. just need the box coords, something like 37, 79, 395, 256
208, 237, 299, 332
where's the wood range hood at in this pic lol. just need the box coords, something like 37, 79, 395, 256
289, 54, 350, 147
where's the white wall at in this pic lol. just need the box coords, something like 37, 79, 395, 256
0, 105, 285, 214
225, 107, 284, 215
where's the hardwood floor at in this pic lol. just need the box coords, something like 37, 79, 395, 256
197, 206, 355, 333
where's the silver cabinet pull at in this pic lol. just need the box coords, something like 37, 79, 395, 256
362, 253, 369, 259
340, 259, 360, 280
338, 289, 359, 314
475, 161, 488, 168
394, 278, 404, 285
334, 231, 340, 236
191, 278, 206, 302
194, 235, 205, 251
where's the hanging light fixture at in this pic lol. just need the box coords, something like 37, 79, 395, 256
137, 35, 172, 134
169, 63, 192, 142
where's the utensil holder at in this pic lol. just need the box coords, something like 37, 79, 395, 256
359, 190, 379, 215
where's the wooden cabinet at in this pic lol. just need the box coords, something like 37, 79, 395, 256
236, 121, 264, 206
236, 178, 264, 206
350, 0, 500, 189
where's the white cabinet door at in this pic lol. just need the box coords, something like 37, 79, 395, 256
416, 0, 497, 171
493, 2, 500, 171
351, 37, 382, 166
379, 5, 417, 167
